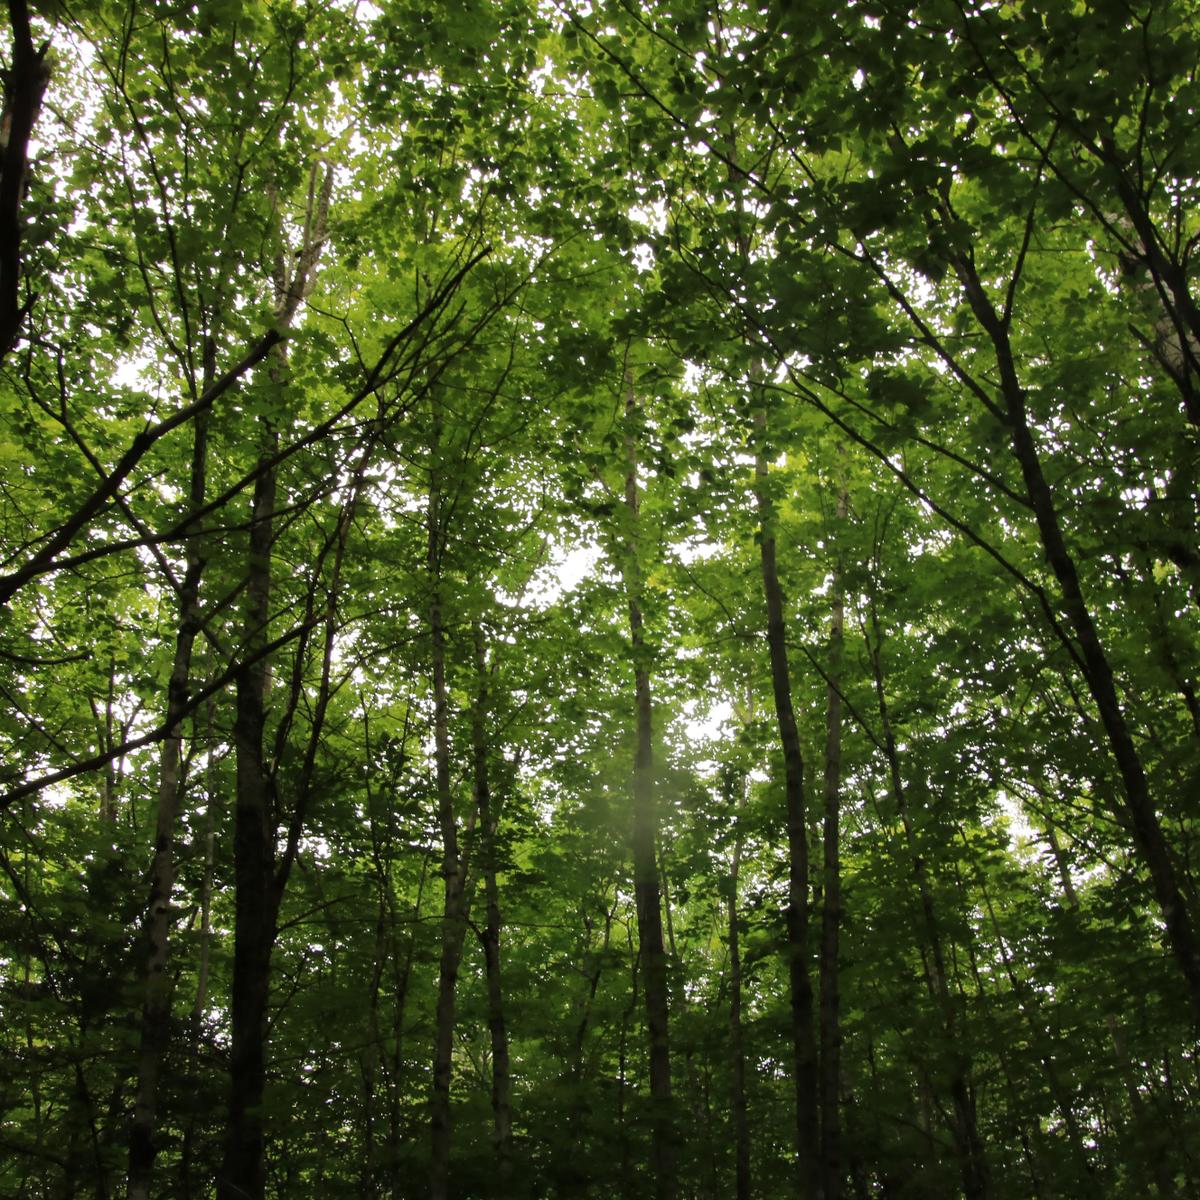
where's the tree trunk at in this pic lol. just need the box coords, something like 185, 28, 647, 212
726, 770, 751, 1200
217, 167, 333, 1200
955, 252, 1200, 1023
563, 893, 615, 1198
1106, 1015, 1178, 1198
389, 855, 428, 1200
428, 433, 476, 1200
0, 0, 50, 361
618, 927, 639, 1199
819, 486, 847, 1200
620, 381, 676, 1200
472, 623, 514, 1185
753, 400, 820, 1198
217, 416, 279, 1200
362, 874, 389, 1200
956, 914, 1047, 1200
179, 694, 219, 1200
126, 398, 210, 1200
973, 857, 1096, 1190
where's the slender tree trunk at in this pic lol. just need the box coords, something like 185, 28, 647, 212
471, 623, 513, 1184
819, 487, 847, 1200
726, 772, 751, 1200
428, 433, 476, 1200
217, 414, 280, 1200
955, 253, 1200, 1023
957, 919, 1047, 1200
362, 879, 389, 1200
753, 399, 819, 1198
92, 670, 117, 823
389, 856, 428, 1200
126, 397, 210, 1200
660, 841, 707, 1180
618, 928, 640, 1199
620, 380, 675, 1200
1102, 159, 1200, 413
1106, 1015, 1177, 1198
428, 467, 458, 1200
179, 696, 218, 1200
217, 167, 333, 1200
1044, 823, 1081, 909
481, 849, 513, 1176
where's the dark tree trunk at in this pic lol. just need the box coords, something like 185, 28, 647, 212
955, 252, 1200, 1024
967, 839, 1097, 1191
217, 178, 332, 1199
0, 0, 50, 361
562, 893, 615, 1198
621, 381, 675, 1200
389, 856, 428, 1200
753, 402, 820, 1199
618, 928, 639, 1199
178, 695, 218, 1200
217, 419, 280, 1200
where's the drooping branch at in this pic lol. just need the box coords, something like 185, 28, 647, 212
0, 327, 283, 605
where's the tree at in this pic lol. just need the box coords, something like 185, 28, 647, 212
1, 2, 1198, 1198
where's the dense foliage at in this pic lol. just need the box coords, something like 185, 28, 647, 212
1, 0, 1198, 1197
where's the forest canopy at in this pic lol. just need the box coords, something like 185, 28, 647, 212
0, 0, 1198, 1198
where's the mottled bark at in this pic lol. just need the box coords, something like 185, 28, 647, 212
429, 471, 461, 1200
178, 698, 218, 1200
388, 857, 428, 1199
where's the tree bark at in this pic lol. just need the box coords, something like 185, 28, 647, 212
217, 414, 279, 1200
178, 697, 218, 1200
967, 836, 1097, 1191
726, 769, 751, 1200
428, 424, 476, 1200
217, 171, 333, 1200
955, 253, 1200, 1024
753, 400, 820, 1198
125, 402, 210, 1200
620, 379, 675, 1200
0, 0, 50, 361
819, 486, 847, 1200
388, 855, 428, 1200
472, 622, 514, 1186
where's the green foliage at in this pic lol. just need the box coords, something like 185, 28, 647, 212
0, 1, 1198, 1198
